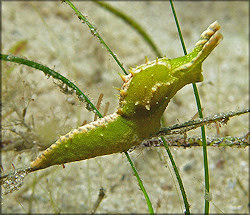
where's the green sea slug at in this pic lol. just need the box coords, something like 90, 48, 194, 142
30, 21, 223, 171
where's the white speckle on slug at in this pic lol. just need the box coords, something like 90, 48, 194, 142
145, 105, 150, 111
135, 101, 139, 106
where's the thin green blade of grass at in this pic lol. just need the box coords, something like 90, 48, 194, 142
63, 0, 128, 75
193, 85, 210, 213
161, 136, 190, 214
124, 152, 154, 215
93, 1, 162, 58
5, 40, 27, 75
0, 54, 102, 118
169, 0, 210, 213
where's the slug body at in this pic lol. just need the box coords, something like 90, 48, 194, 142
31, 21, 222, 171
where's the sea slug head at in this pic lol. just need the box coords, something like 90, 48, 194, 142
117, 21, 223, 120
170, 21, 223, 86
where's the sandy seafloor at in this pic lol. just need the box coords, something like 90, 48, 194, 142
1, 1, 248, 213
